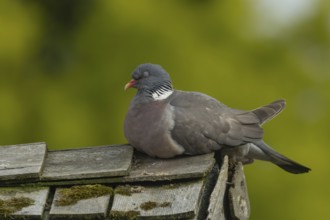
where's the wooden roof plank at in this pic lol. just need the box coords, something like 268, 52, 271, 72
41, 145, 133, 181
0, 142, 47, 181
49, 185, 112, 220
0, 186, 49, 219
228, 162, 250, 220
110, 180, 205, 219
36, 152, 215, 186
207, 156, 229, 220
123, 152, 215, 182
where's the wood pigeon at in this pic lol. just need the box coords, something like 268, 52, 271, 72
124, 63, 310, 174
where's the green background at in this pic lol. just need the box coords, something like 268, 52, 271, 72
0, 1, 329, 219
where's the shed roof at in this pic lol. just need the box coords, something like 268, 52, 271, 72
0, 142, 250, 219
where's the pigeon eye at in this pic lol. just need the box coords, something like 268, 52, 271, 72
143, 71, 149, 77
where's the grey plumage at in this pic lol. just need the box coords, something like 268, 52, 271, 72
124, 63, 310, 174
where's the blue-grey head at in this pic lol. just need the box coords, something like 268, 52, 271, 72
125, 63, 173, 100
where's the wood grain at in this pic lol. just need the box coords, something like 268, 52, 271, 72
0, 142, 47, 181
41, 145, 133, 181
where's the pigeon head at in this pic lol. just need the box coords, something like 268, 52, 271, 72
125, 63, 173, 100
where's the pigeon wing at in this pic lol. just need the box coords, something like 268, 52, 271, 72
169, 91, 263, 155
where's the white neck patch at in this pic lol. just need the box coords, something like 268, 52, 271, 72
152, 89, 173, 101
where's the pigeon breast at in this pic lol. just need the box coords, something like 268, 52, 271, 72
124, 98, 185, 158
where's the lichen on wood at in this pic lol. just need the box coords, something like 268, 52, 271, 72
55, 184, 113, 206
110, 210, 141, 220
0, 196, 34, 216
140, 201, 171, 211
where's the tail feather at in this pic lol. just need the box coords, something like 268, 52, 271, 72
252, 99, 286, 125
254, 140, 311, 174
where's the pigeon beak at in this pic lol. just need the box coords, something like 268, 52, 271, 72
124, 79, 137, 91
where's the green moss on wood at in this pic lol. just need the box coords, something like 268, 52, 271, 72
0, 197, 34, 216
140, 201, 158, 211
159, 202, 171, 208
55, 184, 113, 206
114, 185, 132, 196
114, 185, 144, 196
140, 201, 171, 211
110, 210, 140, 220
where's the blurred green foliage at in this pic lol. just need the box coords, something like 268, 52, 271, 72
0, 0, 329, 219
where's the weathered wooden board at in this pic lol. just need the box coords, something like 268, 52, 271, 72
41, 145, 133, 181
0, 142, 47, 181
123, 152, 215, 182
0, 187, 49, 219
110, 180, 205, 219
228, 162, 250, 220
38, 152, 215, 186
49, 186, 112, 220
207, 156, 228, 220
